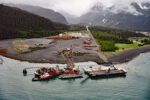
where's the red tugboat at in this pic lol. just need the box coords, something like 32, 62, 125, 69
32, 46, 83, 81
32, 67, 61, 81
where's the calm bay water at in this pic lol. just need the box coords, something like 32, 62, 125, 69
0, 53, 150, 100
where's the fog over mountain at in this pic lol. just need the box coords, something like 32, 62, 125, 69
77, 2, 150, 32
1, 0, 150, 16
1, 0, 150, 31
6, 4, 68, 24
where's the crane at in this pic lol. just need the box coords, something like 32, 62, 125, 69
59, 45, 74, 69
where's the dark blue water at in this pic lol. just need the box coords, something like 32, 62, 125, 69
0, 53, 150, 100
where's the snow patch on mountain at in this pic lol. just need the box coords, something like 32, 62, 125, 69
139, 3, 150, 9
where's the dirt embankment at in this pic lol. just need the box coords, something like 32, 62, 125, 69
108, 45, 150, 64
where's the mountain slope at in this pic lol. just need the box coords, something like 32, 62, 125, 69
7, 4, 68, 24
76, 2, 150, 32
0, 4, 68, 39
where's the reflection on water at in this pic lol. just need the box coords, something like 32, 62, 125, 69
0, 53, 150, 100
80, 77, 90, 85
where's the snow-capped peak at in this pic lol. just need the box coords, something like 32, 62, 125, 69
139, 2, 150, 9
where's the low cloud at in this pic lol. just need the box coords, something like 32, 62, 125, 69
0, 0, 150, 16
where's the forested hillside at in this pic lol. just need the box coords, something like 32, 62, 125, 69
6, 4, 68, 24
90, 26, 145, 51
0, 4, 68, 39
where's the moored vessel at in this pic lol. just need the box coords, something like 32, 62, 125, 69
32, 67, 61, 81
58, 73, 83, 79
32, 73, 52, 81
83, 66, 127, 78
58, 67, 83, 79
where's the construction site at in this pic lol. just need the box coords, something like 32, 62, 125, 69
0, 27, 108, 64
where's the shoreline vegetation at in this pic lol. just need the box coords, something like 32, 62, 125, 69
90, 26, 150, 63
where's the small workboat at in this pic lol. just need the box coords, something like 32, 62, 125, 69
32, 73, 52, 81
34, 67, 61, 77
83, 66, 127, 78
32, 67, 61, 81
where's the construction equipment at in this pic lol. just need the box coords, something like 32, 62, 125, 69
0, 48, 7, 55
59, 46, 74, 68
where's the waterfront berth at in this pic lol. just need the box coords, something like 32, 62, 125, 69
31, 66, 83, 81
24, 65, 127, 81
83, 66, 127, 78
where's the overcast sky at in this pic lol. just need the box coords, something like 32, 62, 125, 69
0, 0, 150, 16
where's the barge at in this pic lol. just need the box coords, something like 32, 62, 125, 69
58, 67, 83, 79
58, 73, 83, 79
83, 66, 127, 78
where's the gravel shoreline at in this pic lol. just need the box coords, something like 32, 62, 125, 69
108, 45, 150, 64
3, 54, 103, 64
3, 45, 150, 64
1, 39, 150, 64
